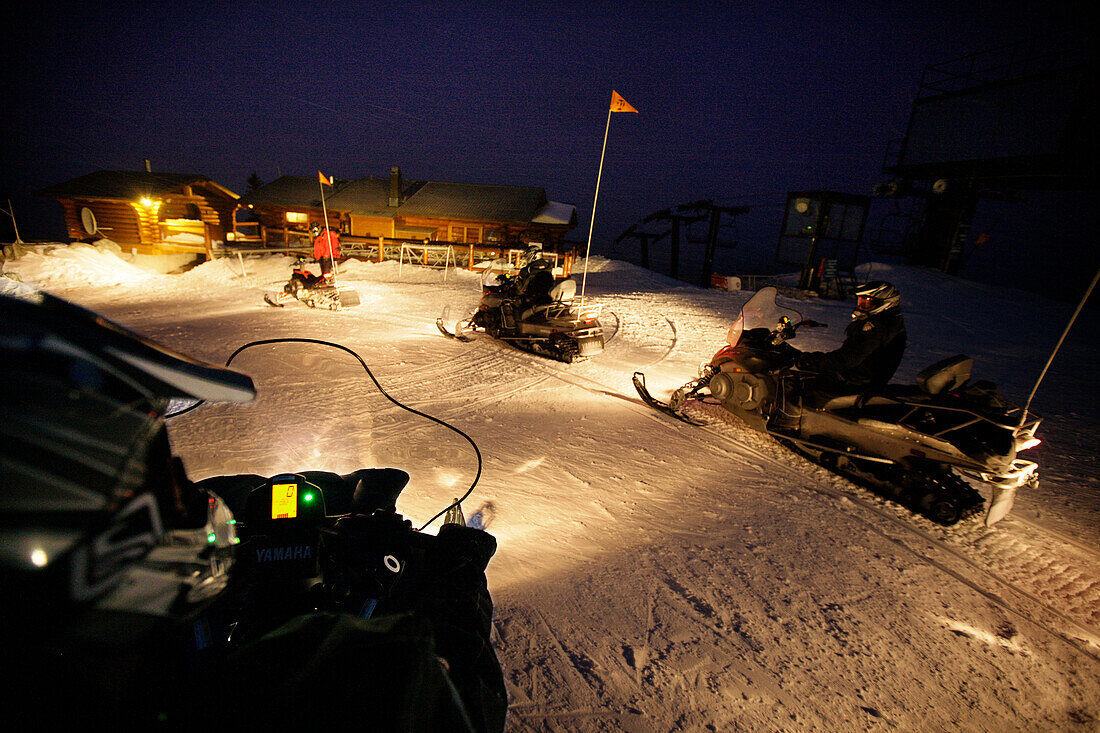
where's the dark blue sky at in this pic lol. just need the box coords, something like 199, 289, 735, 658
2, 1, 1094, 299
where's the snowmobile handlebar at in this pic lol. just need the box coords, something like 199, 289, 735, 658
198, 469, 489, 635
767, 316, 826, 347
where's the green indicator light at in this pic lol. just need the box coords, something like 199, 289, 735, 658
303, 492, 315, 503
207, 532, 217, 543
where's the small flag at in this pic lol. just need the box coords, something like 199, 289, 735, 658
610, 90, 638, 113
318, 170, 332, 186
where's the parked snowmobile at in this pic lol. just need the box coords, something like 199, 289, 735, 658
633, 286, 1041, 526
438, 250, 604, 363
0, 289, 504, 729
264, 256, 361, 310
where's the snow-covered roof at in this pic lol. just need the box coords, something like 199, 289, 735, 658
397, 181, 548, 223
36, 170, 238, 201
532, 201, 577, 226
236, 175, 339, 210
325, 177, 426, 217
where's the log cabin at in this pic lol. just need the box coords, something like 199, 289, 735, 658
35, 170, 238, 268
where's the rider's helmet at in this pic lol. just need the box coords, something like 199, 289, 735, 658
519, 243, 543, 268
310, 222, 321, 237
853, 280, 901, 319
0, 288, 255, 649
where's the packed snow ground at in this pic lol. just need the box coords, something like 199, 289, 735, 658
5, 242, 1099, 731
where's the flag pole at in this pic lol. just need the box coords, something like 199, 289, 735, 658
579, 106, 614, 305
318, 173, 338, 284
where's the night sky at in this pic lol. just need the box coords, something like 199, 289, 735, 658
2, 1, 1094, 300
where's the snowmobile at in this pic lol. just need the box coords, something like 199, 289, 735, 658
633, 286, 1041, 526
193, 467, 471, 646
264, 256, 360, 310
437, 253, 604, 363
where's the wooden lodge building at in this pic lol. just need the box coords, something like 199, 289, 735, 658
36, 165, 577, 269
35, 170, 238, 268
237, 166, 577, 253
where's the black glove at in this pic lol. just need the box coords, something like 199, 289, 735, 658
795, 354, 817, 371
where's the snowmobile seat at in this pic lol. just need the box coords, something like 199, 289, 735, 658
916, 355, 972, 395
548, 278, 576, 302
520, 278, 575, 320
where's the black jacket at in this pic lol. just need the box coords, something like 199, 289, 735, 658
798, 309, 907, 389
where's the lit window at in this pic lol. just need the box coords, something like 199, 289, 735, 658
286, 212, 308, 224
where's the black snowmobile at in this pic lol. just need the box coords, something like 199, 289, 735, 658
633, 286, 1041, 526
438, 251, 604, 363
264, 256, 361, 310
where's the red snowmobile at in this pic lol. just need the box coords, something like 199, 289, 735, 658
264, 257, 360, 310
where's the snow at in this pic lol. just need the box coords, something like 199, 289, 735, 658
533, 201, 577, 225
5, 242, 1099, 731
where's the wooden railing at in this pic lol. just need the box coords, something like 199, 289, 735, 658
222, 232, 575, 276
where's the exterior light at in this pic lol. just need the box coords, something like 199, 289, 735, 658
31, 548, 48, 567
140, 197, 154, 207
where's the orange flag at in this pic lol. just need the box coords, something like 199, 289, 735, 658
318, 170, 332, 186
610, 90, 638, 113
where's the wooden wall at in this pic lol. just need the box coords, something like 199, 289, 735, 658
57, 185, 237, 246
398, 215, 570, 251
60, 199, 143, 243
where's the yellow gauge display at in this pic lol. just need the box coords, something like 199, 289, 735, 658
271, 482, 298, 519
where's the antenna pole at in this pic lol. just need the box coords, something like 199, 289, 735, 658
1019, 264, 1100, 427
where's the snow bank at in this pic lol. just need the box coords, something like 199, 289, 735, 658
5, 242, 163, 287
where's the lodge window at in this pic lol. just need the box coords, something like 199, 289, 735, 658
286, 211, 308, 225
450, 226, 481, 243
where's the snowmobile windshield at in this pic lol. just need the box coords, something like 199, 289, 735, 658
725, 286, 803, 345
480, 258, 515, 288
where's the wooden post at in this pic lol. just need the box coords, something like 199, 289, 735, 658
378, 236, 384, 263
203, 223, 214, 261
468, 242, 474, 270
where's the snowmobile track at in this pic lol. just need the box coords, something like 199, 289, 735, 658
678, 403, 1100, 661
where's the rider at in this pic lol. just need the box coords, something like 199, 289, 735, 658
0, 289, 506, 731
312, 222, 342, 283
514, 244, 555, 311
770, 281, 907, 433
796, 280, 907, 391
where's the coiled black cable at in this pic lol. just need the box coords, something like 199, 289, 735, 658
167, 337, 482, 531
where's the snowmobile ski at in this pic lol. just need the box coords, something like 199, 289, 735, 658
633, 372, 704, 425
437, 318, 475, 342
264, 293, 286, 308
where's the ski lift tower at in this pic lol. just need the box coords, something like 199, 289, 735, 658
876, 29, 1098, 272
